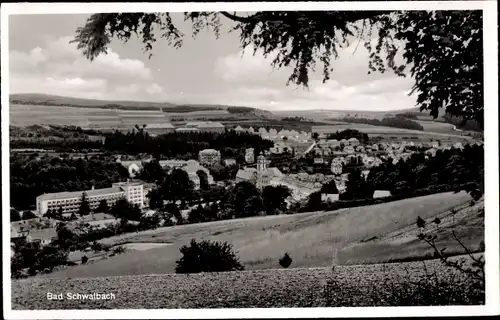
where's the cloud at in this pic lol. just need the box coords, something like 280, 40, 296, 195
214, 48, 288, 85
211, 39, 415, 111
9, 36, 163, 100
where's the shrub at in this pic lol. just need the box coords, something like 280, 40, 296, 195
415, 216, 485, 296
175, 239, 244, 274
279, 253, 293, 268
113, 246, 126, 254
81, 256, 89, 264
91, 241, 103, 252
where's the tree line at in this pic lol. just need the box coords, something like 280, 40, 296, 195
10, 154, 129, 210
103, 129, 274, 160
367, 143, 484, 199
329, 117, 425, 131
10, 138, 104, 152
326, 129, 370, 144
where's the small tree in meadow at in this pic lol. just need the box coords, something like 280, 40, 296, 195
175, 239, 244, 274
279, 252, 293, 268
96, 199, 109, 213
78, 192, 91, 216
81, 255, 89, 264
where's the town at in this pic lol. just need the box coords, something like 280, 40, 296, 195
11, 120, 482, 261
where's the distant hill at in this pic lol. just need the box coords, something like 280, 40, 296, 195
9, 93, 273, 117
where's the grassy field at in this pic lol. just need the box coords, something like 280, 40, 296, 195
9, 103, 270, 128
37, 191, 476, 279
12, 256, 483, 309
312, 123, 473, 143
415, 120, 459, 134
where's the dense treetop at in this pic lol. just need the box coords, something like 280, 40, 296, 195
72, 11, 483, 125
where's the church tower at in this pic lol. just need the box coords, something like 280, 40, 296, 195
257, 152, 267, 172
256, 152, 267, 190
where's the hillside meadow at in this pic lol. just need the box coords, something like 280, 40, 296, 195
37, 191, 476, 279
312, 123, 473, 143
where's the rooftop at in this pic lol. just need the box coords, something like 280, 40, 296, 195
37, 187, 124, 201
200, 149, 220, 154
145, 123, 175, 129
112, 181, 144, 187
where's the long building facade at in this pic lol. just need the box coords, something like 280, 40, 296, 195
36, 181, 144, 216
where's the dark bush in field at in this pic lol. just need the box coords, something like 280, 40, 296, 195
279, 253, 293, 268
175, 239, 244, 274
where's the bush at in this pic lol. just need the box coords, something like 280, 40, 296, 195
81, 256, 89, 264
91, 241, 103, 252
279, 253, 293, 268
175, 239, 244, 274
113, 246, 126, 255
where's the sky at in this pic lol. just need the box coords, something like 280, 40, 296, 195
8, 13, 417, 111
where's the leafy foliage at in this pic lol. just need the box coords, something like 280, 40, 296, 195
11, 239, 69, 278
160, 168, 195, 204
196, 169, 210, 190
368, 143, 484, 200
96, 199, 109, 213
109, 199, 142, 221
104, 130, 273, 159
326, 129, 370, 144
340, 168, 375, 200
320, 180, 339, 194
175, 239, 244, 273
138, 160, 166, 183
72, 11, 483, 124
209, 164, 240, 181
11, 209, 22, 222
225, 181, 264, 218
416, 215, 485, 294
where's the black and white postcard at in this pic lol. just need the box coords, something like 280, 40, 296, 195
2, 1, 498, 319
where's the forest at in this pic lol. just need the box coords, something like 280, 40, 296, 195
103, 130, 274, 160
10, 154, 130, 210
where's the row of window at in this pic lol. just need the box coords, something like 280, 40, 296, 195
46, 193, 124, 206
47, 199, 120, 212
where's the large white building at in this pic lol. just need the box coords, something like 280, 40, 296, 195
184, 121, 225, 133
198, 149, 221, 167
331, 158, 344, 175
35, 181, 145, 216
